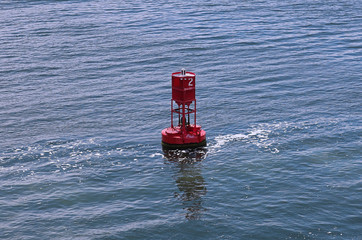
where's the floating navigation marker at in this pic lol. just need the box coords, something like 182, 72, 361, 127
161, 69, 206, 150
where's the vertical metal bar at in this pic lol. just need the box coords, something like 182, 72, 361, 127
171, 99, 173, 128
182, 102, 186, 131
194, 100, 197, 126
188, 111, 190, 125
178, 109, 181, 126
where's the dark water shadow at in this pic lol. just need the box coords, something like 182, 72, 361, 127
163, 148, 208, 220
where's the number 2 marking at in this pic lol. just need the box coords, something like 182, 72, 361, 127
188, 78, 193, 86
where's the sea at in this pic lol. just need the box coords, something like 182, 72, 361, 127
0, 0, 361, 239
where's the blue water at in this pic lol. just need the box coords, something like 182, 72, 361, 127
1, 0, 361, 239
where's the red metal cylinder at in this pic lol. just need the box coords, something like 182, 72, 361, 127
172, 71, 195, 105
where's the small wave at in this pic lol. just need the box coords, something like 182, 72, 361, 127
149, 153, 163, 158
208, 122, 307, 154
0, 138, 128, 177
213, 133, 248, 149
208, 119, 342, 154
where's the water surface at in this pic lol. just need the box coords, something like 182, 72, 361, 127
1, 0, 361, 239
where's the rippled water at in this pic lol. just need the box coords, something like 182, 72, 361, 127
1, 0, 361, 239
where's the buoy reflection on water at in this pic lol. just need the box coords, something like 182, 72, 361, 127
163, 148, 207, 220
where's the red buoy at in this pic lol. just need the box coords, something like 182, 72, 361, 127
162, 69, 206, 150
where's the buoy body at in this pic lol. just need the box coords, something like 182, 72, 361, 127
162, 70, 206, 150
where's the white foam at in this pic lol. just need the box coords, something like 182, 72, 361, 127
208, 122, 298, 154
206, 133, 248, 153
150, 153, 163, 158
213, 133, 248, 149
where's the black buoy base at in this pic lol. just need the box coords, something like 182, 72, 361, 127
162, 139, 207, 151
